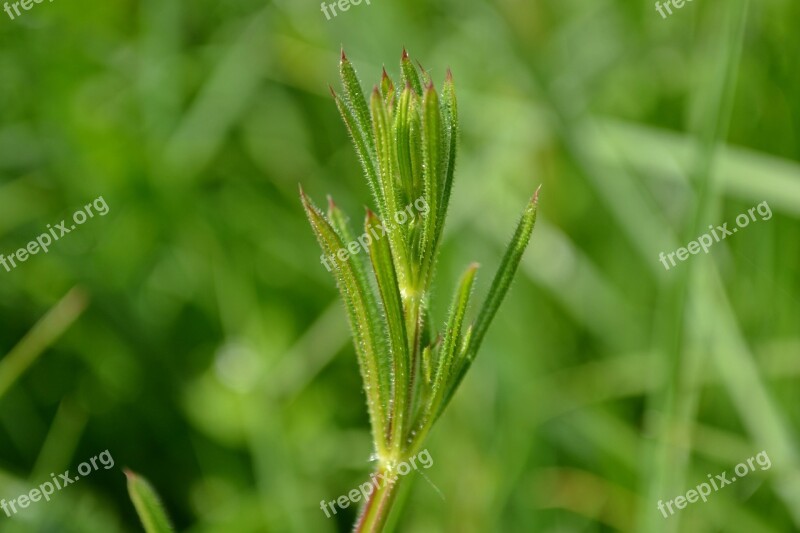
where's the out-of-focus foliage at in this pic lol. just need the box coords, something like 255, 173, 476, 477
0, 0, 798, 531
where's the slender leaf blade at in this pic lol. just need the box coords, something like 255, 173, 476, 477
126, 470, 173, 533
400, 48, 423, 96
366, 210, 409, 451
301, 187, 391, 454
411, 263, 477, 448
420, 83, 442, 278
445, 189, 540, 409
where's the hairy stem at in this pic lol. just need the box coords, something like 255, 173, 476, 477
353, 467, 404, 533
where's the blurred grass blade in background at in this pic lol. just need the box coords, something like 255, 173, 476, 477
126, 469, 174, 533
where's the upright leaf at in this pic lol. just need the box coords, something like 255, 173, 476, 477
371, 87, 412, 291
331, 87, 385, 217
432, 69, 458, 258
446, 189, 540, 406
366, 210, 409, 451
420, 83, 442, 277
301, 187, 391, 455
126, 470, 173, 533
400, 48, 423, 96
411, 263, 477, 449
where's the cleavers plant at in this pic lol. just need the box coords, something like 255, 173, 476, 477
300, 49, 539, 532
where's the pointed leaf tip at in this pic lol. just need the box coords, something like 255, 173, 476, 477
445, 68, 453, 81
341, 47, 347, 61
401, 47, 409, 60
533, 184, 542, 204
327, 194, 336, 211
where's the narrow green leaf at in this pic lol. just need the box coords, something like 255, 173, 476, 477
366, 210, 409, 452
433, 70, 458, 255
380, 67, 395, 110
420, 83, 442, 277
331, 86, 385, 217
394, 84, 415, 206
411, 263, 477, 449
371, 87, 413, 295
126, 470, 173, 533
328, 197, 386, 358
407, 92, 424, 209
301, 187, 391, 455
340, 49, 375, 150
446, 189, 540, 404
400, 48, 423, 96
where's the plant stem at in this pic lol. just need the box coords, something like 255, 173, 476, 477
353, 467, 404, 533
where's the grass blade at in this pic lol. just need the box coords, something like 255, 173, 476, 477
126, 470, 173, 533
0, 288, 88, 401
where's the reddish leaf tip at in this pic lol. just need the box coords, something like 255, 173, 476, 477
327, 194, 337, 211
533, 184, 542, 204
401, 47, 409, 60
341, 47, 347, 61
445, 68, 453, 82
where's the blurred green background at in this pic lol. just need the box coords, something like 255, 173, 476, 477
1, 0, 799, 531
